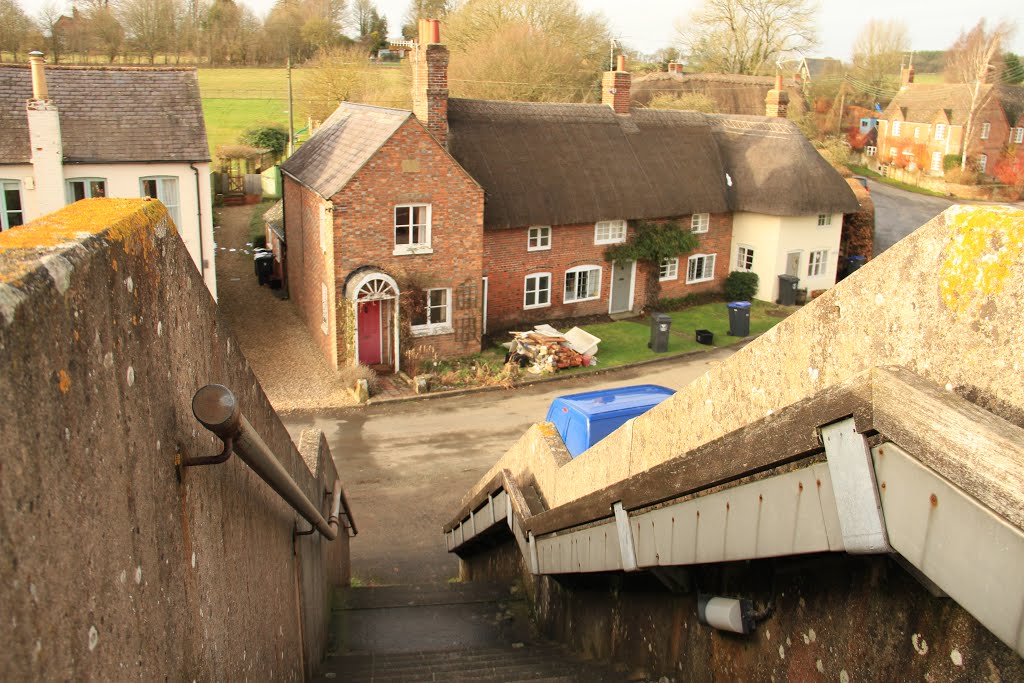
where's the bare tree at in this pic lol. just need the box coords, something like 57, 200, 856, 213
401, 0, 452, 40
90, 6, 125, 62
300, 43, 410, 120
945, 19, 1016, 170
119, 0, 178, 64
350, 0, 375, 37
36, 1, 67, 63
444, 0, 610, 102
676, 0, 818, 75
0, 0, 34, 61
850, 19, 909, 93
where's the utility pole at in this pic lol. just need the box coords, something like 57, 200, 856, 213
287, 52, 295, 157
609, 38, 618, 71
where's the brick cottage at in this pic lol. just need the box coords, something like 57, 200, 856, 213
280, 19, 857, 372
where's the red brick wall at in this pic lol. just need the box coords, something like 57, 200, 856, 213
482, 215, 730, 332
283, 175, 336, 366
331, 117, 484, 366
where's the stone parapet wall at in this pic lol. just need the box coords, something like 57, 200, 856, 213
0, 199, 349, 680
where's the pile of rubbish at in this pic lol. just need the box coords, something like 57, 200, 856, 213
504, 324, 601, 374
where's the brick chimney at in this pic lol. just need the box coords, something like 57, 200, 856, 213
602, 55, 631, 114
26, 51, 64, 216
412, 18, 449, 148
901, 66, 915, 86
764, 74, 789, 118
667, 62, 684, 75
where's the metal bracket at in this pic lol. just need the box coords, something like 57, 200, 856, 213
294, 521, 316, 538
613, 501, 638, 572
180, 436, 234, 467
820, 418, 891, 553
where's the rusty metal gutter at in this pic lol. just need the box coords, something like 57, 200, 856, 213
187, 384, 356, 539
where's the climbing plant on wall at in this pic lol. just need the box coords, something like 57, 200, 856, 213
602, 220, 699, 264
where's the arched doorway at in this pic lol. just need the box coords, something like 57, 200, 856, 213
345, 270, 400, 373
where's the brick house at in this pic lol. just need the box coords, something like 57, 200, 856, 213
875, 67, 1024, 176
281, 19, 856, 371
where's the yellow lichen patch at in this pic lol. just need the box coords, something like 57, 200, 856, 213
0, 199, 171, 286
58, 369, 71, 394
939, 206, 1024, 315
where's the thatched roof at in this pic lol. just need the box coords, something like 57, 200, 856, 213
631, 71, 806, 116
0, 64, 208, 164
446, 99, 857, 227
882, 83, 1024, 125
708, 115, 860, 215
280, 102, 410, 198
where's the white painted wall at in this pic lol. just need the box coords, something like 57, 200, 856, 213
729, 212, 843, 303
0, 161, 216, 298
729, 212, 782, 301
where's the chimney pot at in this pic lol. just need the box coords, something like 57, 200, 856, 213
428, 19, 440, 44
616, 55, 626, 72
775, 73, 783, 91
29, 51, 48, 101
901, 66, 915, 85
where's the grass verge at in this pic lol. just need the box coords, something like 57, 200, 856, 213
848, 164, 950, 198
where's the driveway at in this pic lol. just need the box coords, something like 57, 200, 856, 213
868, 179, 956, 254
281, 345, 743, 585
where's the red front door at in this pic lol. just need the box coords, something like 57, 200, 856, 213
357, 300, 382, 365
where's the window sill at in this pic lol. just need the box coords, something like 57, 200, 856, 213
523, 302, 551, 310
411, 324, 452, 337
393, 246, 433, 256
659, 275, 678, 282
594, 238, 626, 246
685, 278, 714, 285
690, 229, 709, 235
564, 296, 600, 304
527, 245, 551, 252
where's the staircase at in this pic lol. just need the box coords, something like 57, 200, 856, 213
315, 582, 624, 682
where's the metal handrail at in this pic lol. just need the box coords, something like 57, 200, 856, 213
186, 384, 357, 539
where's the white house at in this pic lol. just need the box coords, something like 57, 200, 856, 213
0, 53, 216, 297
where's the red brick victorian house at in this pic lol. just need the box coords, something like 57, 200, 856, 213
280, 20, 856, 372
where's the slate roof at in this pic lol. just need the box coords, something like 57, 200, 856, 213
263, 200, 284, 241
0, 64, 209, 164
882, 83, 1024, 125
279, 103, 410, 198
631, 71, 806, 116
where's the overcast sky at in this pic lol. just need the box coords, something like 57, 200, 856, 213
254, 0, 1024, 59
19, 0, 1024, 60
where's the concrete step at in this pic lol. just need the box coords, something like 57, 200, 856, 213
335, 582, 519, 610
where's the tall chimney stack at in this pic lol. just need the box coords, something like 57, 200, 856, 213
602, 55, 631, 115
25, 52, 64, 216
764, 73, 789, 118
412, 19, 449, 148
900, 66, 915, 86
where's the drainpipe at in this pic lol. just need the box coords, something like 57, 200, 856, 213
190, 163, 206, 287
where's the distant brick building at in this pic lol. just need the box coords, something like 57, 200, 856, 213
875, 67, 1024, 176
281, 19, 857, 371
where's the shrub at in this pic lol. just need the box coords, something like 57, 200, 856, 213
943, 154, 961, 172
724, 271, 759, 301
339, 363, 380, 395
240, 125, 289, 157
944, 168, 979, 185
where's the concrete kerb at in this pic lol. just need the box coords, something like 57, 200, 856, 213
357, 336, 760, 408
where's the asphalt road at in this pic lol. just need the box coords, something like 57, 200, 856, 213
282, 345, 742, 585
868, 179, 956, 254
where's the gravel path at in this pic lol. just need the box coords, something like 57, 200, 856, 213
214, 205, 356, 413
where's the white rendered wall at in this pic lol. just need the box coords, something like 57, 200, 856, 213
775, 213, 843, 298
729, 212, 782, 302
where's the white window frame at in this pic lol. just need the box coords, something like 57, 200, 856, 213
1, 179, 24, 231
980, 122, 990, 140
686, 253, 716, 284
527, 226, 551, 251
1015, 127, 1024, 144
913, 126, 920, 139
523, 272, 552, 309
934, 123, 946, 141
865, 145, 876, 157
930, 151, 943, 173
690, 213, 710, 233
140, 176, 181, 227
807, 249, 828, 277
659, 257, 679, 281
978, 154, 988, 174
594, 219, 626, 245
892, 120, 902, 136
411, 287, 452, 336
66, 177, 107, 204
393, 203, 432, 255
563, 265, 602, 303
736, 245, 754, 272
817, 213, 832, 226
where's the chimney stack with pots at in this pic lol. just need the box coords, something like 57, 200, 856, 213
602, 55, 631, 114
901, 66, 915, 86
667, 62, 684, 75
412, 18, 449, 148
26, 52, 65, 216
764, 73, 789, 118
